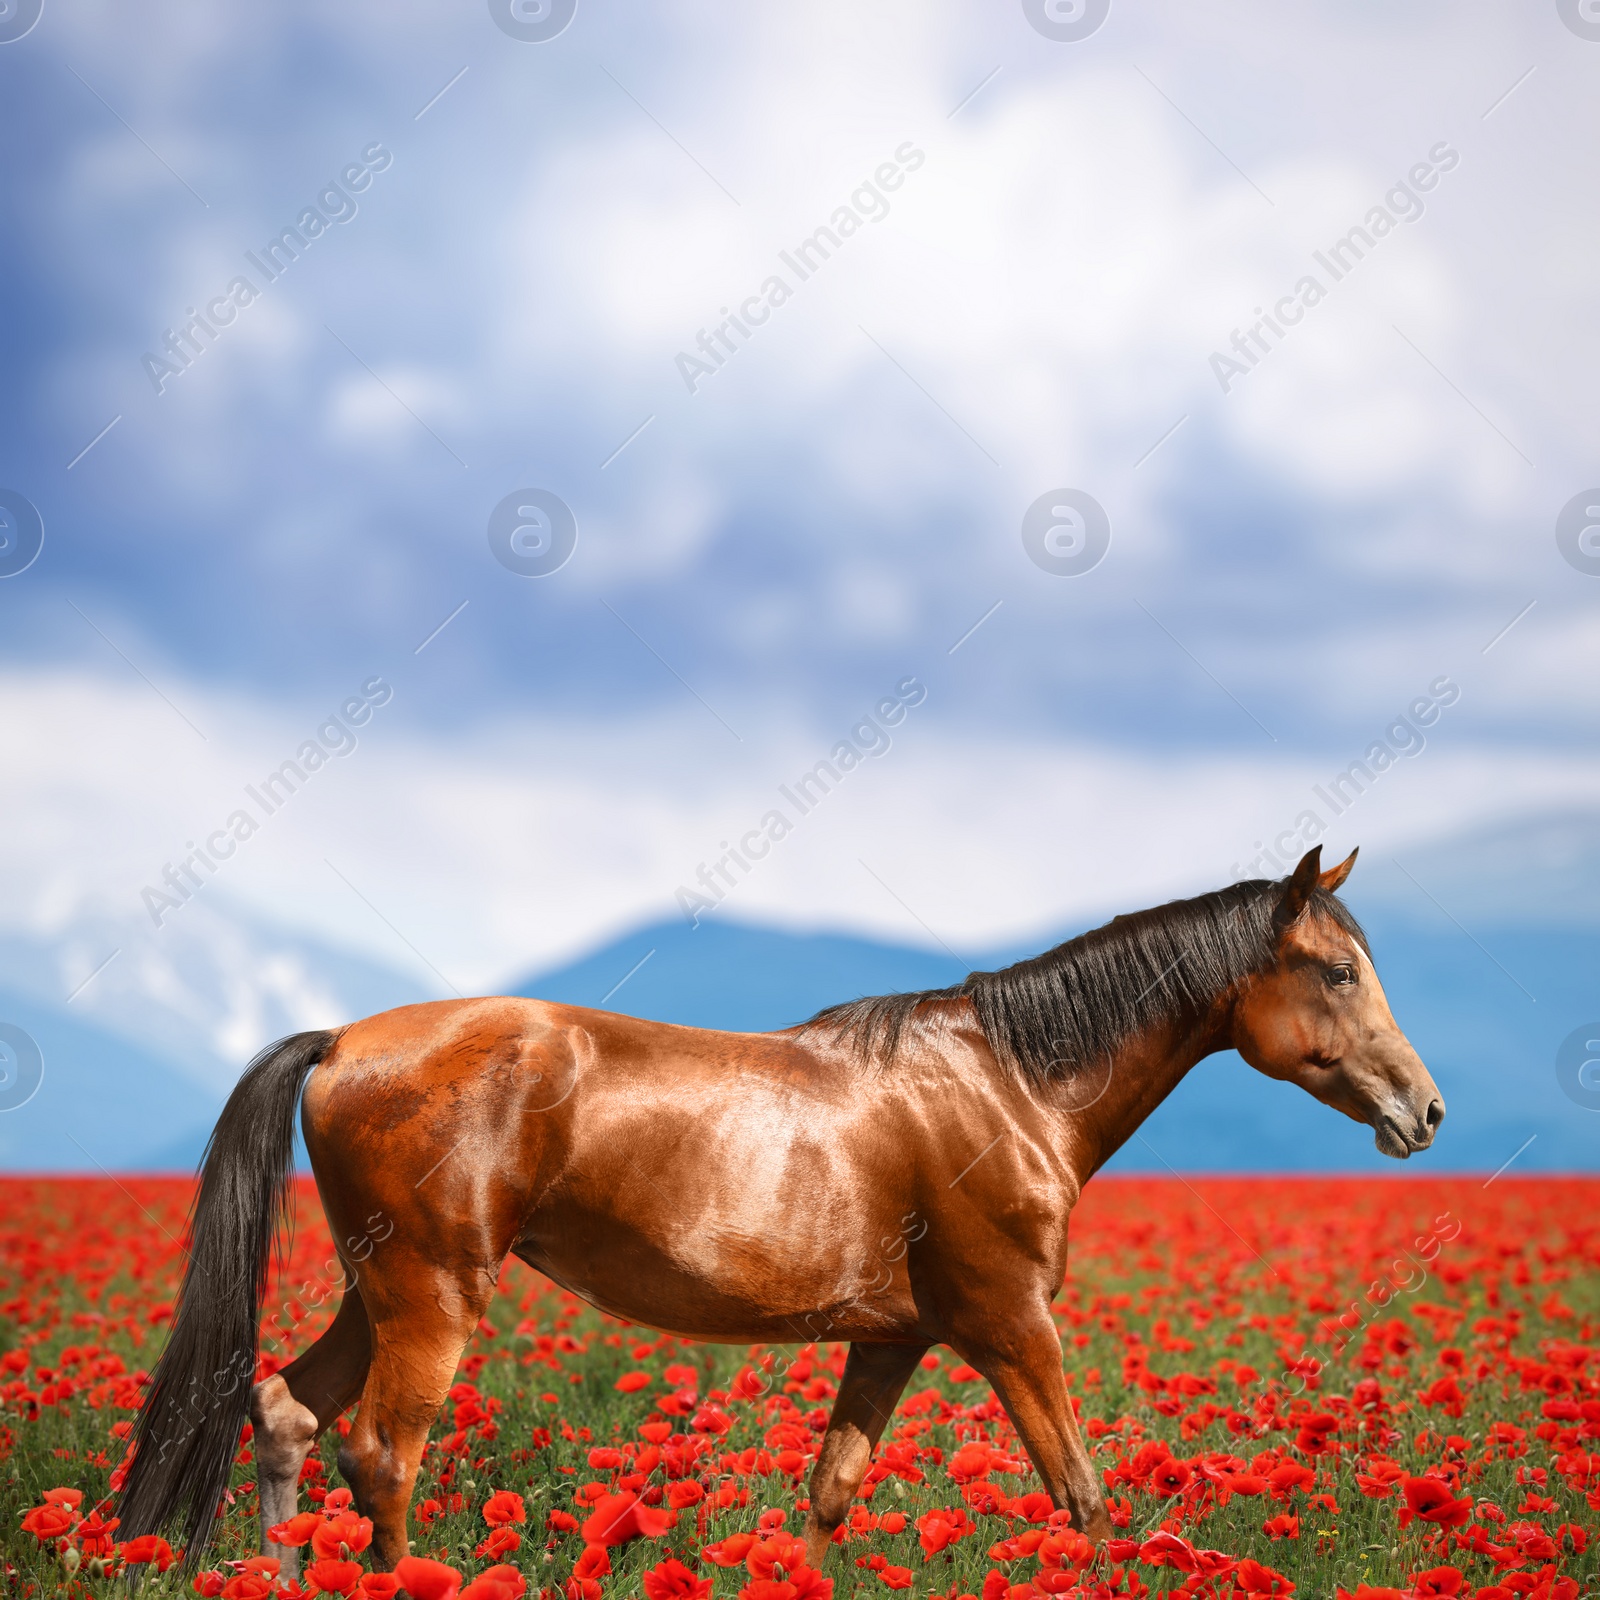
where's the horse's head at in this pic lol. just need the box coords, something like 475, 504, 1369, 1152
1231, 846, 1444, 1159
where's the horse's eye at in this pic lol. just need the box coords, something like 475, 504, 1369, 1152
1327, 964, 1356, 988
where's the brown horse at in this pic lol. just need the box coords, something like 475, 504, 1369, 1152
117, 845, 1444, 1575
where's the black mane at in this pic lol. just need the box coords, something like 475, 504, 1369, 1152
800, 875, 1367, 1086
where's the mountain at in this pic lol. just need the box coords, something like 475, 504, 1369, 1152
0, 891, 430, 1169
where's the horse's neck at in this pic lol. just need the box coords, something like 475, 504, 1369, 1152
1065, 1011, 1227, 1176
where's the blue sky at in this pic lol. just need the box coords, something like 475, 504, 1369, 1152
0, 1, 1597, 995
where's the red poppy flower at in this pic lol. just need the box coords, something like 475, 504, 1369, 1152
394, 1556, 462, 1600
573, 1545, 612, 1581
459, 1565, 526, 1600
119, 1534, 176, 1572
1139, 1530, 1199, 1572
359, 1577, 401, 1600
482, 1490, 526, 1527
877, 1567, 913, 1591
304, 1559, 364, 1596
21, 1503, 76, 1542
1037, 1529, 1092, 1571
916, 1509, 970, 1558
270, 1513, 324, 1548
1007, 1491, 1055, 1522
73, 1508, 116, 1550
643, 1558, 714, 1600
704, 1533, 760, 1567
311, 1513, 373, 1559
582, 1490, 674, 1545
1398, 1476, 1472, 1529
1189, 1547, 1238, 1579
476, 1526, 520, 1560
789, 1570, 832, 1600
1407, 1568, 1464, 1597
962, 1482, 1009, 1516
946, 1443, 996, 1483
667, 1480, 705, 1508
1234, 1558, 1295, 1595
1267, 1463, 1315, 1500
1420, 1377, 1465, 1418
222, 1575, 275, 1600
747, 1531, 808, 1580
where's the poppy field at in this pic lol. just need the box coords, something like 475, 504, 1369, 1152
2, 1175, 1596, 1600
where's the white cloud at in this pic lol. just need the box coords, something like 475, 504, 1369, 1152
2, 667, 1596, 1010
327, 366, 466, 445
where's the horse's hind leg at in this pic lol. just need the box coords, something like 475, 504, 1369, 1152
252, 1284, 372, 1580
337, 1265, 496, 1571
802, 1342, 928, 1569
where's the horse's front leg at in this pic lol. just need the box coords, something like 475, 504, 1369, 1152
961, 1315, 1111, 1542
802, 1341, 928, 1568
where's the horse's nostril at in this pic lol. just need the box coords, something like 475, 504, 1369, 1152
1425, 1097, 1445, 1130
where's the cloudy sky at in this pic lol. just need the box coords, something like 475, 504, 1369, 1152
1, 0, 1597, 993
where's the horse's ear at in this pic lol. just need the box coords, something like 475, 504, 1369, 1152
1318, 847, 1358, 893
1275, 846, 1324, 928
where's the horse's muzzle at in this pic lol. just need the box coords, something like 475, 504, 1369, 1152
1373, 1095, 1445, 1159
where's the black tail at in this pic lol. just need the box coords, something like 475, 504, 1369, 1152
117, 1029, 337, 1571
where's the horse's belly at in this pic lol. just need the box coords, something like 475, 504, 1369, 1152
514, 1202, 920, 1345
